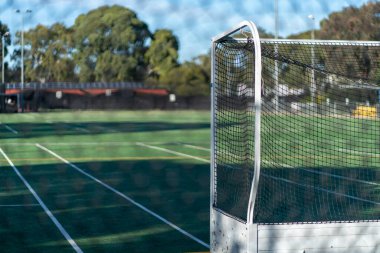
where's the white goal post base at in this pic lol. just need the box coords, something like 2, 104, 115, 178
212, 210, 380, 253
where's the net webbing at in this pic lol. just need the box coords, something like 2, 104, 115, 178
213, 41, 256, 221
213, 38, 380, 223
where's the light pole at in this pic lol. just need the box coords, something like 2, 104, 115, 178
274, 0, 279, 112
308, 14, 316, 105
16, 9, 32, 112
2, 32, 9, 84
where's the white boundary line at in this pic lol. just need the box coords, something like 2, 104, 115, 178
337, 148, 380, 157
0, 123, 18, 134
302, 168, 380, 187
262, 173, 380, 205
136, 142, 209, 163
74, 127, 90, 133
0, 141, 210, 146
180, 143, 210, 151
0, 148, 82, 253
142, 143, 379, 205
36, 143, 210, 249
182, 144, 380, 187
261, 160, 380, 187
0, 204, 40, 207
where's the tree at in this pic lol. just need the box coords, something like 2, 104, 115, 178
145, 29, 179, 82
319, 2, 380, 40
287, 30, 319, 40
0, 21, 11, 82
317, 2, 380, 81
14, 23, 75, 82
73, 5, 151, 82
164, 54, 210, 96
258, 27, 274, 38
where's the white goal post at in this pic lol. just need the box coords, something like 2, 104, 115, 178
210, 21, 380, 253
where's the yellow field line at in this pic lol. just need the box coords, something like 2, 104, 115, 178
0, 155, 210, 162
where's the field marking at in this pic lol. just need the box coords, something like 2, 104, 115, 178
0, 123, 18, 134
91, 125, 117, 133
136, 143, 209, 163
0, 141, 210, 146
180, 143, 210, 151
0, 155, 209, 163
36, 143, 210, 249
261, 160, 380, 187
0, 204, 40, 207
182, 144, 380, 187
337, 148, 380, 157
147, 144, 379, 205
263, 174, 380, 205
0, 148, 83, 253
301, 168, 380, 187
74, 127, 90, 133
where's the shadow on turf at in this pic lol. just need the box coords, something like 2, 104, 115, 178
0, 121, 210, 139
1, 159, 210, 253
214, 163, 380, 223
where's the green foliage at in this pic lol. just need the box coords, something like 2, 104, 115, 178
287, 30, 320, 40
145, 29, 179, 82
0, 21, 11, 81
73, 5, 150, 82
163, 53, 210, 96
14, 23, 75, 82
319, 2, 380, 40
0, 22, 11, 50
258, 27, 274, 38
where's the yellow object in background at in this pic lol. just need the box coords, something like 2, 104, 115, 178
352, 105, 377, 118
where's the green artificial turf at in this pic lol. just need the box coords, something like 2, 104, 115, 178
0, 110, 211, 253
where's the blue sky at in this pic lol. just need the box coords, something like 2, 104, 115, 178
0, 0, 374, 62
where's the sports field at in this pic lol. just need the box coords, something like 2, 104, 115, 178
0, 110, 211, 253
2, 110, 379, 252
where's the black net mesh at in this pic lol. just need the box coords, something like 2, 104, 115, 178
213, 38, 380, 223
213, 39, 256, 221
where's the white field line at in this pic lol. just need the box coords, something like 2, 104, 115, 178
136, 142, 209, 163
36, 143, 210, 249
1, 142, 132, 146
181, 144, 211, 151
0, 123, 18, 134
0, 148, 82, 253
182, 144, 380, 187
263, 174, 380, 205
180, 143, 210, 151
92, 125, 117, 133
74, 127, 90, 133
1, 141, 206, 146
61, 124, 90, 134
151, 143, 379, 205
302, 168, 380, 187
337, 148, 380, 157
261, 160, 380, 187
0, 204, 40, 207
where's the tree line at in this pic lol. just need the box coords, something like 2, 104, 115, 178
0, 2, 379, 96
1, 5, 210, 96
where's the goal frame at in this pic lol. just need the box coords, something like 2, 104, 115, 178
210, 20, 380, 253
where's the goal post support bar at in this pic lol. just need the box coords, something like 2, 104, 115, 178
210, 20, 262, 253
211, 20, 262, 224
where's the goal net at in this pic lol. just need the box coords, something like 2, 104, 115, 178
258, 40, 380, 224
212, 31, 380, 224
